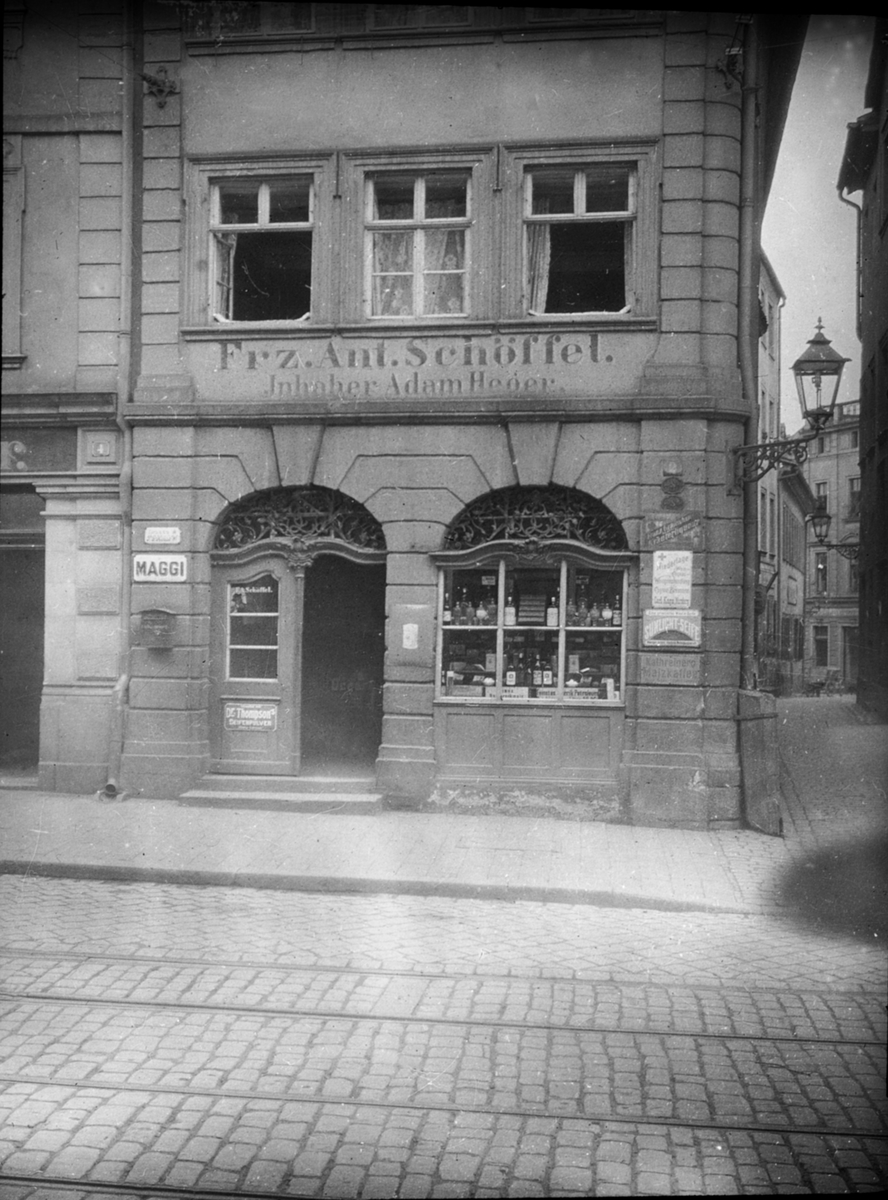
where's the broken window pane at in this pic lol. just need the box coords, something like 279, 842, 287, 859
543, 222, 625, 312
229, 230, 312, 320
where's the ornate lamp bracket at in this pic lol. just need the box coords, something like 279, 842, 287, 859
729, 430, 815, 490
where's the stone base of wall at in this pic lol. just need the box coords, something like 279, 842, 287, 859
418, 783, 625, 823
38, 687, 114, 795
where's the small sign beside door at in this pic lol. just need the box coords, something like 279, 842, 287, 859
224, 702, 278, 731
133, 554, 188, 581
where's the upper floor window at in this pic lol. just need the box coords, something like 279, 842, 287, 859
211, 177, 314, 322
524, 164, 636, 314
815, 481, 829, 506
365, 172, 471, 318
370, 5, 470, 28
848, 476, 861, 519
187, 144, 655, 330
814, 552, 828, 595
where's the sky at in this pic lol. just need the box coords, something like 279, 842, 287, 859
761, 14, 876, 430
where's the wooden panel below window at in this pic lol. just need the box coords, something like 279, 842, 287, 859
434, 702, 622, 785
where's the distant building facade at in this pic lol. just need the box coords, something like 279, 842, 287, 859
838, 19, 888, 718
2, 5, 807, 827
803, 402, 861, 689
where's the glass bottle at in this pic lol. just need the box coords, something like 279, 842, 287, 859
590, 596, 601, 624
566, 596, 578, 626
505, 651, 517, 687
601, 598, 613, 625
543, 656, 554, 687
504, 593, 517, 626
465, 593, 476, 625
612, 593, 622, 626
577, 593, 589, 626
443, 592, 452, 624
475, 594, 488, 625
532, 653, 543, 687
546, 594, 559, 627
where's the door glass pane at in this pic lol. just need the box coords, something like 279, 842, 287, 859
228, 576, 279, 678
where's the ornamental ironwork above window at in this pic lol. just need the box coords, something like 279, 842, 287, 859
444, 486, 627, 551
215, 486, 385, 551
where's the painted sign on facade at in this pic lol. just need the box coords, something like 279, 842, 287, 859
223, 702, 278, 731
639, 653, 703, 685
642, 609, 702, 647
133, 554, 188, 581
642, 512, 704, 550
189, 330, 656, 404
652, 550, 693, 609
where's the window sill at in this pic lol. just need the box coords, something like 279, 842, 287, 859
181, 315, 657, 341
434, 696, 624, 707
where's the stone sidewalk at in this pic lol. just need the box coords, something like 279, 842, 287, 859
1, 697, 885, 916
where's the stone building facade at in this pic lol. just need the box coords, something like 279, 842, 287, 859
2, 5, 806, 827
838, 19, 888, 718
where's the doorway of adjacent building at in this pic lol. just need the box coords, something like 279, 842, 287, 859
0, 487, 45, 771
843, 626, 859, 688
301, 556, 385, 773
210, 552, 385, 777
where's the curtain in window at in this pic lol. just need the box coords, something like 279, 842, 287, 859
526, 225, 551, 313
213, 232, 237, 321
371, 230, 413, 315
423, 228, 465, 314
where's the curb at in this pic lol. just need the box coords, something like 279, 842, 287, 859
0, 859, 760, 915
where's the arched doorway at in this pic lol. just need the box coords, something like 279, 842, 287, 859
209, 487, 386, 777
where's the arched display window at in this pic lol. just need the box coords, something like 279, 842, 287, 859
433, 486, 634, 705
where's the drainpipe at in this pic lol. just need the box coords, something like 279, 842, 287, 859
738, 17, 761, 692
101, 2, 137, 800
837, 187, 863, 340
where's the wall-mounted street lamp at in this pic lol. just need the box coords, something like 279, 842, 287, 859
810, 497, 860, 561
732, 319, 850, 487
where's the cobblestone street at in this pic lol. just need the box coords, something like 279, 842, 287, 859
2, 876, 886, 1197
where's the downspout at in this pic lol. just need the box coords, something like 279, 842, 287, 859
837, 188, 863, 340
738, 17, 761, 692
101, 1, 137, 800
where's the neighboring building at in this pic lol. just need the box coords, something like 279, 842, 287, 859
773, 465, 815, 695
755, 253, 784, 692
838, 19, 888, 719
803, 401, 862, 689
1, 6, 807, 828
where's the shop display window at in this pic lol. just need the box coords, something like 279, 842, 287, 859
438, 560, 625, 703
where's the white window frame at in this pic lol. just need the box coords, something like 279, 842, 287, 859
363, 170, 473, 320
503, 143, 657, 321
186, 156, 333, 328
523, 164, 637, 316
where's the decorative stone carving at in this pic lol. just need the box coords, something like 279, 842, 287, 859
215, 486, 385, 552
444, 486, 627, 551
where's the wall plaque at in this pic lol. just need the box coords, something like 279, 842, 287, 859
224, 702, 278, 731
639, 653, 703, 685
652, 550, 693, 609
642, 609, 702, 647
642, 512, 704, 550
144, 526, 182, 545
